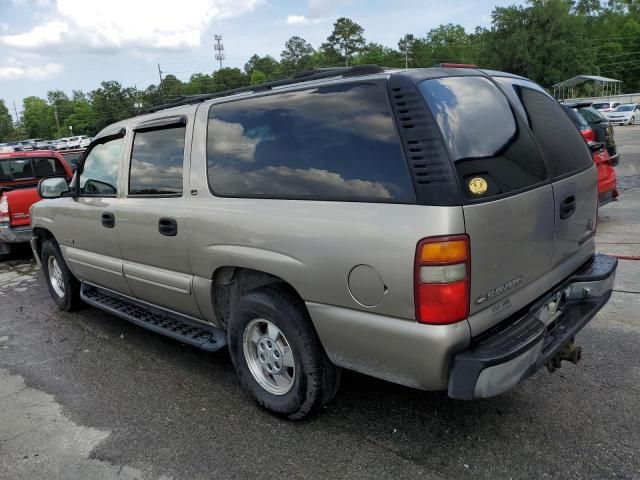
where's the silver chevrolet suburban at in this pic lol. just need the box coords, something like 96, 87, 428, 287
31, 66, 617, 419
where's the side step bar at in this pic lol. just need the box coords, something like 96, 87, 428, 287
80, 283, 226, 352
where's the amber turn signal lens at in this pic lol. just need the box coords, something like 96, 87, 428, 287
419, 240, 468, 264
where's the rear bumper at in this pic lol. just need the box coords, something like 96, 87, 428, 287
0, 223, 32, 244
448, 254, 617, 400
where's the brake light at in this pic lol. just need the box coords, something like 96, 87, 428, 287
414, 235, 470, 324
581, 128, 595, 142
0, 193, 9, 223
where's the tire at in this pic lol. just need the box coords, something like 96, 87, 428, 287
227, 286, 341, 420
41, 239, 82, 311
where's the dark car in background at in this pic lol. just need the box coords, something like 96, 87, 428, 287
564, 102, 619, 166
564, 105, 618, 205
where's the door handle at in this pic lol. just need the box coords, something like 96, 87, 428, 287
158, 217, 178, 236
101, 212, 115, 228
559, 195, 576, 220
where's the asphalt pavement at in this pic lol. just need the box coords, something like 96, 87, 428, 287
1, 127, 640, 480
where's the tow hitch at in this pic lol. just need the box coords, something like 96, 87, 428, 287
546, 341, 582, 373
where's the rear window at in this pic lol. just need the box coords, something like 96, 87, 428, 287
0, 157, 66, 181
206, 83, 415, 203
578, 107, 605, 124
495, 77, 592, 179
592, 103, 609, 110
419, 76, 548, 200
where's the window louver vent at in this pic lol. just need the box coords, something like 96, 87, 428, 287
388, 75, 460, 206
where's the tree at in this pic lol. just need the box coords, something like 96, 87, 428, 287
244, 55, 281, 81
212, 68, 250, 91
280, 36, 315, 75
485, 0, 597, 87
89, 81, 136, 133
22, 97, 55, 139
0, 100, 15, 142
353, 43, 402, 67
322, 17, 366, 66
250, 70, 267, 85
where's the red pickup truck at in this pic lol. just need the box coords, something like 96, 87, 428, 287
0, 150, 73, 254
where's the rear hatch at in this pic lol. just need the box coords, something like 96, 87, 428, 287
419, 74, 597, 335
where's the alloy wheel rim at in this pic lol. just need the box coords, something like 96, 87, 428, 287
48, 256, 65, 298
243, 318, 296, 395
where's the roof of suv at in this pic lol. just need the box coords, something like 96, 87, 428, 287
135, 65, 528, 117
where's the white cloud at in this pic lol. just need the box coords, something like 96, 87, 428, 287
287, 15, 308, 25
0, 57, 64, 80
1, 0, 262, 52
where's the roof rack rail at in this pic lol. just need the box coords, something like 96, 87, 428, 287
139, 64, 384, 115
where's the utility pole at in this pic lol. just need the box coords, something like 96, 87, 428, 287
214, 35, 225, 69
402, 35, 412, 70
157, 63, 165, 100
12, 101, 21, 137
53, 103, 60, 132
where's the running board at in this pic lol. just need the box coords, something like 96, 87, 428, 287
80, 283, 226, 352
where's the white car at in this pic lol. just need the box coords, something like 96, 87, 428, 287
54, 138, 70, 150
606, 104, 640, 126
78, 135, 92, 148
592, 101, 620, 113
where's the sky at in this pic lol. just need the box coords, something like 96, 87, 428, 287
0, 0, 524, 119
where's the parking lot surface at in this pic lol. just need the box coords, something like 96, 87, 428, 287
1, 126, 640, 480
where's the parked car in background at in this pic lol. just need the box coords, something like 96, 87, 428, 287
6, 141, 22, 152
32, 66, 616, 419
606, 104, 640, 126
0, 150, 73, 254
593, 101, 620, 113
53, 138, 70, 150
79, 136, 92, 148
564, 102, 619, 166
564, 106, 618, 205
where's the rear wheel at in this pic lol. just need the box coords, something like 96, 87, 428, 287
41, 239, 81, 311
227, 286, 340, 420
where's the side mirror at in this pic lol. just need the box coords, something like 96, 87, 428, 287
38, 176, 70, 199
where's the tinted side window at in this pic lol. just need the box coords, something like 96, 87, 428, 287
419, 76, 548, 200
129, 126, 185, 195
495, 77, 592, 179
79, 138, 123, 196
206, 83, 415, 203
33, 158, 67, 178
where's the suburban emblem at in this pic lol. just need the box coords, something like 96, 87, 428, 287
476, 276, 523, 305
468, 177, 488, 195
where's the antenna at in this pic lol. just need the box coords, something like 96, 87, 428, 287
214, 34, 225, 69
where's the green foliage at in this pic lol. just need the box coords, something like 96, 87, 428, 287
322, 17, 366, 66
280, 36, 315, 75
0, 100, 16, 142
250, 70, 267, 85
22, 97, 55, 139
9, 8, 640, 140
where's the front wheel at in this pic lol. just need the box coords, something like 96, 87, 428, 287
228, 286, 340, 420
41, 239, 82, 311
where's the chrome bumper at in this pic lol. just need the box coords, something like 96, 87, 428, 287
448, 254, 617, 400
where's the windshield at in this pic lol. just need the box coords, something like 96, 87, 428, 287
615, 105, 634, 112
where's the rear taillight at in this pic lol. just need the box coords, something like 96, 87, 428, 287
581, 128, 595, 142
414, 235, 470, 325
0, 194, 9, 223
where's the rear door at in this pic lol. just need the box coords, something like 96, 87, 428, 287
419, 76, 554, 332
